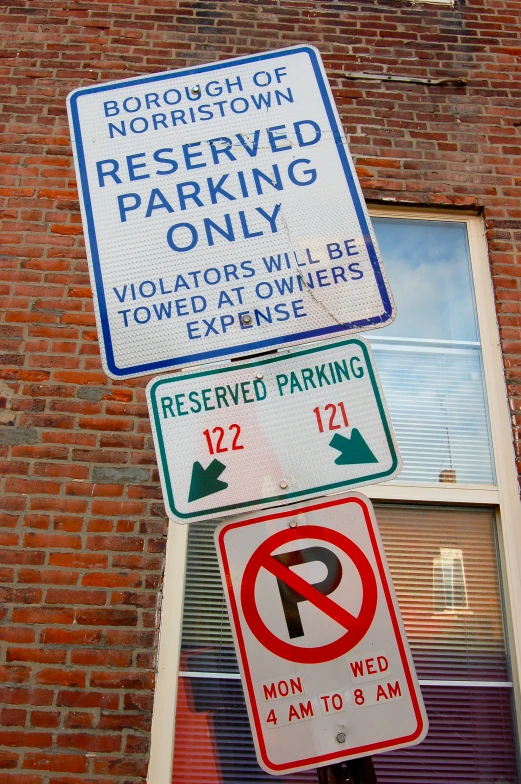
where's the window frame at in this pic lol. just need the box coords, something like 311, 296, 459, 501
146, 209, 521, 784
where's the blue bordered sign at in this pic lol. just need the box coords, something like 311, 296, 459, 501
67, 47, 396, 379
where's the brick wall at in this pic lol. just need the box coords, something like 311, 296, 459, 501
1, 0, 520, 781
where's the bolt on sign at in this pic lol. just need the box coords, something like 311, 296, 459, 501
215, 493, 428, 776
146, 337, 401, 524
67, 45, 395, 380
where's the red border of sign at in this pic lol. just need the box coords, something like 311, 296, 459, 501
216, 494, 426, 775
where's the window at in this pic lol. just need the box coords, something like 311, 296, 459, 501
147, 211, 521, 784
433, 548, 469, 613
369, 217, 494, 486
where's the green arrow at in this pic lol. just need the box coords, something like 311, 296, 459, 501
330, 430, 378, 465
188, 459, 228, 503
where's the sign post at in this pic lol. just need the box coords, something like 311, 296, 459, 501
316, 757, 377, 784
67, 46, 395, 379
215, 492, 428, 776
146, 336, 401, 523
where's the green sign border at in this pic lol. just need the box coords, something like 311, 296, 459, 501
149, 338, 400, 520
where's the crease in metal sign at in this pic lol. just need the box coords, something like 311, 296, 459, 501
146, 336, 401, 524
67, 46, 395, 379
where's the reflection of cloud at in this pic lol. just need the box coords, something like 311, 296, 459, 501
371, 346, 494, 484
372, 218, 479, 341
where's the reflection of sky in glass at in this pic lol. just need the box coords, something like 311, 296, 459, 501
368, 218, 494, 485
372, 218, 479, 342
371, 346, 494, 484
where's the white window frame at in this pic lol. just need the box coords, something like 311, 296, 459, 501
146, 209, 521, 784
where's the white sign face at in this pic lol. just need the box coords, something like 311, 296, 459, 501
215, 493, 428, 776
67, 46, 395, 379
146, 337, 401, 524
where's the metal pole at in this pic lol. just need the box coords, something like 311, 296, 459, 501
316, 756, 377, 784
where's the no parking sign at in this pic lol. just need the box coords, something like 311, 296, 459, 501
215, 492, 428, 775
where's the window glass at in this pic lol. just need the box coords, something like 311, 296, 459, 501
172, 506, 517, 783
372, 219, 479, 342
370, 218, 495, 485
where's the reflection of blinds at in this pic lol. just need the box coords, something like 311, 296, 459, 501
377, 505, 507, 681
174, 505, 517, 781
369, 340, 495, 485
181, 521, 236, 673
173, 676, 316, 783
373, 685, 517, 783
180, 506, 507, 680
173, 680, 517, 784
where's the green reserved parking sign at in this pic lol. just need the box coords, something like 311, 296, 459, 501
146, 337, 401, 524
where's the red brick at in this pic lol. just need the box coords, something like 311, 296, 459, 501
0, 689, 53, 707
40, 629, 101, 646
0, 629, 35, 644
0, 533, 20, 546
98, 711, 150, 732
33, 463, 88, 480
56, 692, 119, 710
5, 478, 61, 495
18, 569, 78, 586
29, 498, 87, 514
6, 649, 66, 665
0, 731, 53, 748
78, 417, 133, 432
0, 709, 26, 727
48, 553, 107, 569
92, 757, 147, 776
63, 711, 94, 729
45, 589, 106, 606
23, 753, 87, 774
81, 572, 141, 588
89, 671, 154, 690
23, 533, 82, 550
0, 551, 44, 566
86, 536, 144, 552
11, 608, 74, 625
0, 586, 41, 604
65, 482, 123, 498
56, 733, 120, 752
30, 711, 60, 729
0, 750, 18, 769
35, 670, 86, 688
125, 734, 149, 753
0, 667, 31, 684
75, 609, 137, 627
48, 779, 109, 784
70, 649, 132, 668
90, 500, 145, 516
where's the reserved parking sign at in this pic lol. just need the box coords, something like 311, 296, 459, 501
67, 46, 395, 378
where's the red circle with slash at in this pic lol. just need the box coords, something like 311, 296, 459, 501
240, 525, 378, 664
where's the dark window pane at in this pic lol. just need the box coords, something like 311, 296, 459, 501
173, 678, 518, 784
